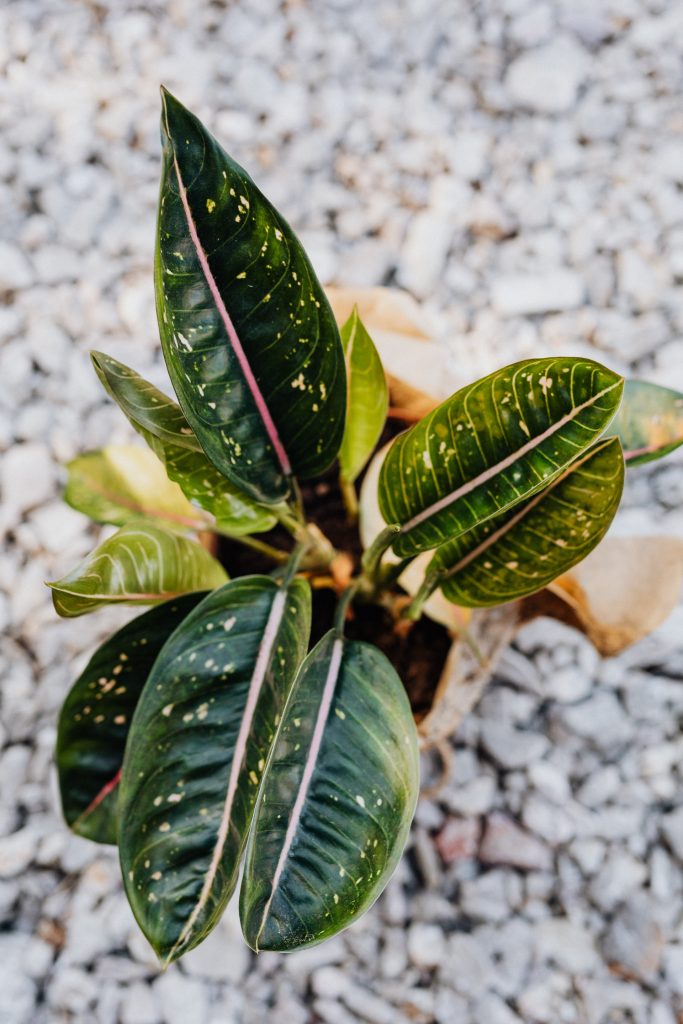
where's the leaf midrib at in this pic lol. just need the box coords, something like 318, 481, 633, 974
400, 379, 622, 536
162, 95, 292, 480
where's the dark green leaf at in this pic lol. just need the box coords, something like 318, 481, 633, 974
338, 308, 388, 483
431, 436, 624, 607
48, 521, 227, 617
240, 631, 419, 952
56, 595, 204, 844
65, 445, 208, 532
118, 574, 311, 963
379, 357, 624, 557
91, 351, 277, 536
155, 89, 346, 505
610, 379, 683, 466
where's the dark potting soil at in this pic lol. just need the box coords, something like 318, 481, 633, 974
216, 418, 452, 720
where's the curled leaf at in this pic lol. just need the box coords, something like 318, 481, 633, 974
48, 521, 227, 617
338, 307, 388, 484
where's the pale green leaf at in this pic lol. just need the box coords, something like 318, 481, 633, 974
338, 308, 388, 484
48, 521, 227, 617
65, 445, 207, 532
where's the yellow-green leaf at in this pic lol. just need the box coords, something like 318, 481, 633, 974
65, 445, 207, 532
48, 521, 227, 617
610, 379, 683, 466
338, 308, 388, 484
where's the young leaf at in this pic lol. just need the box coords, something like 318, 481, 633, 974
240, 631, 419, 952
91, 351, 277, 536
91, 350, 201, 451
338, 307, 388, 484
610, 379, 683, 466
57, 595, 204, 844
378, 357, 624, 558
430, 436, 624, 607
118, 574, 311, 963
48, 521, 227, 617
65, 446, 207, 532
155, 89, 347, 505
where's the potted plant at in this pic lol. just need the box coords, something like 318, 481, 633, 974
51, 90, 683, 962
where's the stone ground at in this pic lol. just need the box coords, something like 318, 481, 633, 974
1, 0, 683, 1021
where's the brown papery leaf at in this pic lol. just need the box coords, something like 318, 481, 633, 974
538, 535, 683, 656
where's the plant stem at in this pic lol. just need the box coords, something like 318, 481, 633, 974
213, 528, 291, 564
273, 500, 337, 571
403, 571, 441, 621
361, 524, 401, 582
339, 476, 359, 523
334, 579, 362, 635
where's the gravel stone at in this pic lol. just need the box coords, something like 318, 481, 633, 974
3, 2, 683, 1019
480, 813, 553, 871
505, 37, 588, 113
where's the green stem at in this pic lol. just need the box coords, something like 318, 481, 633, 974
403, 571, 441, 621
361, 524, 401, 581
273, 502, 336, 571
213, 528, 291, 564
334, 579, 362, 635
339, 476, 359, 523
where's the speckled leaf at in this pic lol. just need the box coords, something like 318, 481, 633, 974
65, 445, 208, 532
338, 308, 388, 484
119, 574, 311, 964
430, 436, 624, 607
155, 89, 346, 505
56, 595, 204, 844
48, 521, 227, 617
240, 631, 419, 952
610, 379, 683, 466
379, 358, 623, 558
91, 351, 277, 536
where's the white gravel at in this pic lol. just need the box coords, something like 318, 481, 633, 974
1, 1, 683, 1022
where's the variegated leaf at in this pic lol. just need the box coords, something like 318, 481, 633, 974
431, 436, 624, 607
155, 89, 346, 505
91, 351, 277, 536
65, 445, 208, 532
610, 379, 683, 466
57, 595, 204, 844
240, 631, 419, 952
48, 521, 227, 617
118, 574, 311, 963
378, 357, 623, 557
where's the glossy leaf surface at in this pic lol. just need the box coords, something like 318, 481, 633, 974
92, 352, 277, 536
119, 575, 311, 963
65, 445, 206, 532
57, 595, 204, 844
431, 436, 624, 607
155, 89, 346, 504
379, 358, 623, 557
241, 631, 419, 952
48, 521, 227, 617
338, 308, 388, 484
610, 379, 683, 466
